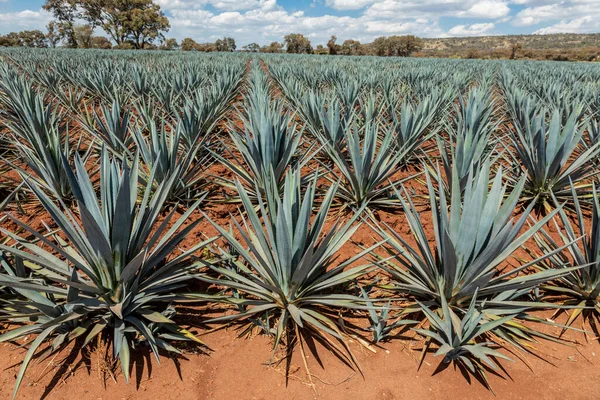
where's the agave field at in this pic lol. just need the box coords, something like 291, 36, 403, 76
0, 48, 600, 399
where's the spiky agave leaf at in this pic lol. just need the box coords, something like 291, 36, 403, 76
322, 117, 417, 212
0, 68, 88, 200
197, 169, 375, 375
439, 87, 501, 194
509, 107, 600, 211
212, 68, 309, 202
0, 150, 211, 399
372, 161, 581, 375
133, 99, 210, 203
531, 182, 600, 329
414, 291, 514, 390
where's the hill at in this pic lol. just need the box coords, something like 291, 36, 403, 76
419, 33, 600, 61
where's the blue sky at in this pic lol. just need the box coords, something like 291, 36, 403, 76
1, 1, 599, 46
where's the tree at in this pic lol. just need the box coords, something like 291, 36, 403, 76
284, 33, 312, 54
161, 38, 179, 50
99, 0, 170, 49
46, 22, 61, 48
340, 39, 362, 56
0, 33, 21, 47
19, 30, 48, 48
215, 37, 236, 52
510, 41, 523, 60
74, 24, 94, 48
197, 42, 216, 52
45, 0, 170, 49
43, 0, 79, 47
260, 41, 283, 53
91, 36, 112, 49
372, 35, 422, 57
243, 42, 260, 52
327, 35, 339, 55
314, 44, 328, 55
181, 37, 200, 51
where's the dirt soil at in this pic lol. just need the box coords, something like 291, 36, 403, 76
1, 322, 599, 400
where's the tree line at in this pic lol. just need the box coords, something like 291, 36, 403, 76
0, 0, 423, 57
176, 34, 423, 57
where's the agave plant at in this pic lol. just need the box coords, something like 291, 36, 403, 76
509, 107, 600, 210
387, 88, 450, 166
0, 150, 210, 398
372, 162, 578, 383
213, 83, 308, 202
531, 183, 600, 330
414, 292, 513, 390
197, 169, 376, 384
360, 285, 415, 344
82, 99, 134, 153
439, 87, 500, 193
299, 90, 349, 150
322, 119, 414, 211
0, 70, 88, 200
133, 100, 209, 203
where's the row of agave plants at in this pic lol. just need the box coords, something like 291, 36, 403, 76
0, 48, 599, 397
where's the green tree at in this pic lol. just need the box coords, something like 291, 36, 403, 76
45, 0, 170, 49
90, 35, 112, 49
314, 44, 328, 55
327, 35, 339, 55
100, 0, 170, 49
243, 42, 260, 52
46, 21, 61, 47
372, 35, 422, 57
74, 24, 94, 48
43, 0, 79, 47
19, 30, 48, 47
260, 41, 283, 53
215, 37, 236, 52
181, 37, 200, 51
340, 39, 362, 56
161, 37, 179, 50
284, 33, 312, 54
0, 32, 21, 47
197, 42, 216, 52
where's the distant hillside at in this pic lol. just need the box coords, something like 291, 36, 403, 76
419, 33, 600, 61
423, 33, 600, 51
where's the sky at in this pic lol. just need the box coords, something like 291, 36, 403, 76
1, 0, 599, 46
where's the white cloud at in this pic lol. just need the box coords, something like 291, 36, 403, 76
535, 16, 600, 34
448, 23, 495, 36
513, 0, 600, 30
0, 9, 52, 34
457, 1, 510, 19
156, 0, 276, 11
363, 0, 509, 20
2, 1, 598, 47
168, 1, 447, 44
325, 0, 377, 10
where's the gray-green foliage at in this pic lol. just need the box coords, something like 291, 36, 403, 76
198, 169, 374, 371
0, 151, 210, 399
373, 161, 577, 377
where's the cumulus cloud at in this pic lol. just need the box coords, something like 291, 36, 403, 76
168, 1, 447, 44
325, 0, 377, 10
448, 23, 495, 36
535, 16, 600, 34
457, 1, 510, 19
513, 0, 600, 31
0, 9, 52, 34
